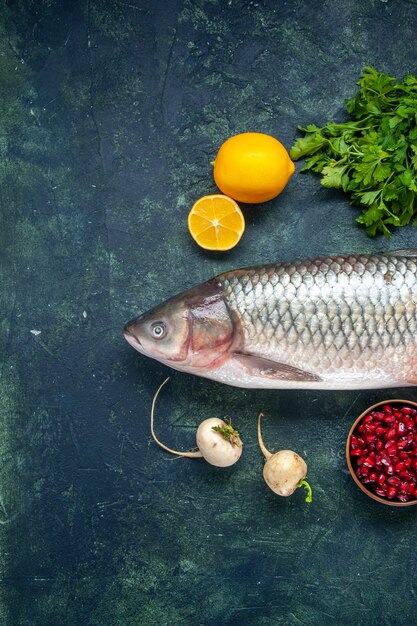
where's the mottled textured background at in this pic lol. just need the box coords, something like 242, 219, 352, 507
2, 0, 417, 624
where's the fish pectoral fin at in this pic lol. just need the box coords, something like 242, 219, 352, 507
232, 353, 322, 382
386, 248, 417, 257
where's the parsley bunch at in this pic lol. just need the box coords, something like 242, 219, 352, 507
290, 66, 417, 236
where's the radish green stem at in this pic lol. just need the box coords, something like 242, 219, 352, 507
150, 377, 203, 458
297, 479, 313, 503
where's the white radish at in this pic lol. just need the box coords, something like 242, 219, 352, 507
258, 412, 312, 502
150, 378, 243, 467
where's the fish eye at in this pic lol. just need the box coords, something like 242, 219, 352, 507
151, 322, 166, 339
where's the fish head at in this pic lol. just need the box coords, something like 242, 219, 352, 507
123, 282, 237, 372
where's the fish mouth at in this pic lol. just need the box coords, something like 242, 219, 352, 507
123, 325, 142, 351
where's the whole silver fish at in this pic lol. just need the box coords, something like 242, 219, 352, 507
124, 250, 417, 389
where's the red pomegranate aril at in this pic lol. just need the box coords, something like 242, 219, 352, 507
363, 456, 375, 467
407, 433, 414, 445
397, 439, 407, 450
398, 493, 410, 502
381, 454, 391, 466
375, 487, 388, 497
369, 471, 378, 482
397, 422, 406, 435
413, 459, 417, 472
383, 404, 393, 413
399, 469, 414, 480
375, 427, 386, 437
398, 451, 410, 459
365, 435, 376, 444
361, 466, 370, 476
364, 414, 374, 424
386, 444, 397, 456
358, 423, 365, 433
357, 437, 366, 447
395, 461, 405, 472
378, 473, 387, 485
404, 458, 413, 469
385, 427, 397, 440
376, 440, 384, 451
406, 481, 416, 493
373, 411, 385, 420
402, 407, 413, 416
382, 415, 395, 424
387, 476, 401, 486
393, 410, 402, 419
350, 448, 364, 457
387, 487, 398, 499
413, 488, 417, 499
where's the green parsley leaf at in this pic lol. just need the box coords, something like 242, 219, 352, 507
291, 67, 417, 236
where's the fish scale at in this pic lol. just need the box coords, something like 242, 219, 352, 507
219, 253, 417, 384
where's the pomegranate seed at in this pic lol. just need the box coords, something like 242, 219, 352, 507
393, 411, 402, 419
395, 461, 405, 472
366, 435, 376, 444
382, 415, 395, 424
398, 493, 410, 502
413, 459, 417, 472
383, 404, 393, 413
373, 411, 385, 420
402, 407, 413, 416
399, 451, 410, 459
387, 476, 401, 486
375, 426, 386, 437
376, 440, 383, 451
404, 458, 413, 468
386, 444, 397, 456
397, 422, 406, 435
358, 423, 365, 433
397, 439, 407, 450
375, 487, 387, 497
350, 448, 364, 457
361, 466, 370, 476
357, 437, 366, 447
386, 464, 395, 475
413, 488, 417, 499
381, 454, 391, 466
369, 471, 378, 482
378, 473, 387, 485
363, 456, 375, 467
399, 469, 414, 480
407, 433, 414, 445
387, 487, 397, 499
364, 414, 374, 424
385, 428, 396, 440
406, 482, 416, 493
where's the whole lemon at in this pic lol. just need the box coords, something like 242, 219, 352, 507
213, 132, 295, 204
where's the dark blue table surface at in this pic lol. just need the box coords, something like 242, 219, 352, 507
3, 1, 417, 624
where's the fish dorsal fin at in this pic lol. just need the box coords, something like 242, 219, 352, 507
386, 249, 417, 258
232, 352, 321, 382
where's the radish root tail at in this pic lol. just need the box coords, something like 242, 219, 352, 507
257, 412, 272, 460
150, 377, 203, 458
